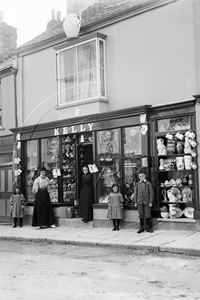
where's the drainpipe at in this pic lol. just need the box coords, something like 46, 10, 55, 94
12, 56, 18, 128
12, 56, 18, 187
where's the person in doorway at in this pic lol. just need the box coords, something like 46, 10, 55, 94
32, 166, 56, 229
78, 165, 93, 223
107, 183, 124, 231
10, 186, 26, 228
134, 171, 154, 233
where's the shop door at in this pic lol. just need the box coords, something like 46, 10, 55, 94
0, 165, 13, 219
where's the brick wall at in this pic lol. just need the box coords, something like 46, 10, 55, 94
0, 22, 17, 63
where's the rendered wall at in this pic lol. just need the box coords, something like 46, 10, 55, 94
1, 75, 15, 135
18, 0, 197, 127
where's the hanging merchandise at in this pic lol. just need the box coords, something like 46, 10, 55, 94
185, 130, 196, 140
184, 137, 192, 154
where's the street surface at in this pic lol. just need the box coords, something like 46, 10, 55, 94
0, 240, 199, 300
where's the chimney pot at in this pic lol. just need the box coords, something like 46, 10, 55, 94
51, 9, 56, 20
57, 11, 61, 21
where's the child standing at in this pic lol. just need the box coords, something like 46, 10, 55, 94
134, 171, 154, 233
107, 183, 124, 231
10, 186, 26, 228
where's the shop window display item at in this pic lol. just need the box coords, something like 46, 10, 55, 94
176, 157, 184, 170
166, 138, 176, 155
62, 136, 76, 203
183, 207, 194, 219
157, 138, 167, 155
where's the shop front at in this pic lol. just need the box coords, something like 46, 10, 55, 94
149, 99, 200, 230
11, 100, 200, 229
11, 105, 151, 227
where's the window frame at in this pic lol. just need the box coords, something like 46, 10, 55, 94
56, 36, 106, 107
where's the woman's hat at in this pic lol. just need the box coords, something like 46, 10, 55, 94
40, 166, 46, 172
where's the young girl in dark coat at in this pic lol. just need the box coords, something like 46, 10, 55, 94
107, 183, 124, 231
10, 186, 26, 228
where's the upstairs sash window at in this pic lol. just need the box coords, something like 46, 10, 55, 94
57, 37, 106, 106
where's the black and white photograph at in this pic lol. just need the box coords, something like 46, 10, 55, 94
0, 0, 200, 299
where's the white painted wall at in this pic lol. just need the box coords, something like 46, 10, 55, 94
1, 75, 15, 134
17, 0, 198, 126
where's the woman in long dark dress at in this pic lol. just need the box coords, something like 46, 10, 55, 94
78, 166, 93, 223
32, 166, 56, 229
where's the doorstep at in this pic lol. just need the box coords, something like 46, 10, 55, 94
59, 217, 93, 228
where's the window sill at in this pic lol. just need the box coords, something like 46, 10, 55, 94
0, 127, 5, 131
56, 97, 108, 110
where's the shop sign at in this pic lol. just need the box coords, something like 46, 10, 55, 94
54, 123, 94, 136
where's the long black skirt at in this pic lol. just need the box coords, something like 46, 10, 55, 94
78, 184, 93, 221
32, 189, 56, 227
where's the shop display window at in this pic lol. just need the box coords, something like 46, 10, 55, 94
62, 135, 76, 203
123, 126, 142, 204
26, 140, 38, 201
97, 129, 120, 203
41, 137, 60, 202
157, 116, 190, 133
155, 115, 196, 219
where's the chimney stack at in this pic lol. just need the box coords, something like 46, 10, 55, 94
47, 9, 61, 30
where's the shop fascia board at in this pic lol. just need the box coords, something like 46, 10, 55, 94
150, 99, 196, 119
14, 0, 177, 57
10, 105, 152, 137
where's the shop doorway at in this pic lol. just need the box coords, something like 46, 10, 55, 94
77, 143, 93, 197
78, 144, 93, 171
0, 164, 13, 221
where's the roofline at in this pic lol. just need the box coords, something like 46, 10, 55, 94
15, 0, 178, 57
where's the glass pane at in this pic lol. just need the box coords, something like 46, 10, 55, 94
77, 41, 96, 71
26, 140, 38, 201
77, 41, 97, 100
41, 137, 60, 170
41, 137, 60, 202
59, 48, 76, 77
123, 126, 142, 204
99, 39, 104, 68
100, 68, 105, 97
124, 126, 142, 155
7, 168, 13, 192
62, 135, 76, 203
78, 69, 97, 99
96, 129, 120, 203
157, 116, 191, 132
60, 75, 77, 104
0, 170, 5, 192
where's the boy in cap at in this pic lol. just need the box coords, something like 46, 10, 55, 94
134, 171, 154, 233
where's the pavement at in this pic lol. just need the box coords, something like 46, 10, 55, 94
0, 223, 200, 256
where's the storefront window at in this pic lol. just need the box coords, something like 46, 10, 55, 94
26, 140, 38, 201
41, 137, 60, 202
123, 126, 142, 204
96, 129, 120, 203
62, 135, 76, 203
157, 116, 191, 132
